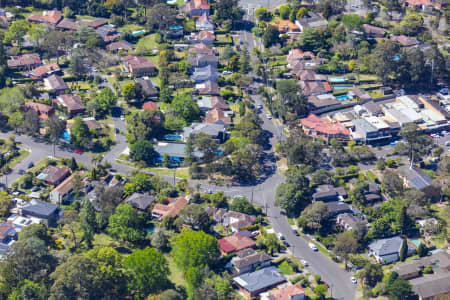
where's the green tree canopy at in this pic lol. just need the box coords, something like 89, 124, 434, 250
107, 204, 147, 242
171, 229, 220, 273
124, 247, 170, 298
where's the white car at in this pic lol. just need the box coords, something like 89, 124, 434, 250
351, 276, 357, 284
278, 233, 285, 240
266, 113, 272, 119
308, 243, 318, 251
301, 260, 308, 266
120, 116, 125, 121
257, 104, 263, 109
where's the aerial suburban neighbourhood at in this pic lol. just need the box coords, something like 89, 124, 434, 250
0, 0, 448, 299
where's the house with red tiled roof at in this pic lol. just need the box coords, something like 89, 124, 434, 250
404, 0, 434, 10
28, 63, 60, 79
142, 101, 158, 111
196, 13, 214, 31
390, 35, 420, 47
189, 43, 217, 55
204, 108, 232, 126
24, 102, 55, 119
56, 18, 80, 31
152, 197, 188, 220
123, 55, 157, 77
300, 81, 332, 96
268, 20, 300, 33
287, 49, 315, 61
7, 53, 41, 70
185, 0, 210, 17
295, 69, 326, 82
28, 10, 62, 26
300, 114, 350, 141
218, 232, 256, 255
267, 284, 305, 300
196, 80, 220, 95
191, 31, 215, 45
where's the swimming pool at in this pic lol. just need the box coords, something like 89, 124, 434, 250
62, 130, 70, 140
410, 238, 421, 248
329, 77, 347, 83
336, 95, 350, 101
165, 135, 182, 141
132, 30, 145, 37
334, 85, 353, 90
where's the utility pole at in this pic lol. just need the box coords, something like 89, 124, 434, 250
173, 168, 176, 185
251, 188, 254, 204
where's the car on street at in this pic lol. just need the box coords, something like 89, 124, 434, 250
266, 113, 272, 119
74, 149, 83, 154
282, 240, 289, 247
222, 70, 232, 75
293, 229, 299, 236
18, 170, 25, 175
31, 186, 40, 192
257, 104, 263, 109
278, 233, 285, 240
301, 259, 308, 266
351, 277, 357, 284
27, 162, 34, 169
309, 242, 318, 251
115, 128, 120, 134
120, 116, 125, 121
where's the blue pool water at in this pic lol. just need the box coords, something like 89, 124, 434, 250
165, 135, 182, 141
146, 226, 154, 234
329, 77, 347, 83
393, 56, 400, 61
336, 95, 350, 101
62, 130, 70, 140
132, 30, 145, 36
334, 85, 353, 90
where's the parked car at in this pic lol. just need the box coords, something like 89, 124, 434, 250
293, 229, 299, 236
27, 162, 34, 169
283, 240, 289, 247
278, 233, 285, 240
74, 149, 83, 154
309, 243, 318, 251
266, 113, 272, 119
351, 277, 357, 284
301, 259, 308, 266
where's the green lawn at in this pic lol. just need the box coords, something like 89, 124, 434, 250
146, 167, 189, 180
7, 150, 29, 169
165, 254, 186, 286
367, 89, 385, 99
135, 34, 159, 52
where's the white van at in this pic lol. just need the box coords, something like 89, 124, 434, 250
309, 242, 318, 251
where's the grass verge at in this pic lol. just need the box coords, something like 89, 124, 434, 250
7, 150, 29, 169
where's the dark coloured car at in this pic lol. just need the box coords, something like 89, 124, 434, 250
27, 162, 34, 169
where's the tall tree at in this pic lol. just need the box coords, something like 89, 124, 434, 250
124, 247, 170, 298
45, 118, 66, 157
3, 20, 29, 47
333, 232, 358, 270
146, 3, 177, 31
399, 238, 408, 262
359, 263, 383, 287
399, 123, 432, 165
80, 199, 97, 247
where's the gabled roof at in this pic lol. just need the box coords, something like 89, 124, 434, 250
368, 236, 404, 256
204, 108, 232, 125
218, 232, 256, 254
28, 63, 60, 78
0, 222, 16, 240
363, 24, 386, 36
56, 18, 79, 30
57, 94, 85, 112
398, 165, 432, 190
233, 250, 271, 269
188, 43, 216, 55
123, 55, 156, 70
287, 49, 315, 60
7, 53, 41, 68
193, 31, 215, 41
44, 75, 68, 90
183, 122, 225, 138
268, 20, 299, 32
51, 172, 84, 196
106, 40, 133, 52
197, 80, 220, 95
135, 78, 158, 97
390, 35, 420, 47
411, 273, 450, 299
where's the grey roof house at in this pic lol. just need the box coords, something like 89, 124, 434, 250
312, 185, 347, 202
368, 236, 416, 264
191, 65, 219, 83
125, 193, 157, 211
188, 54, 218, 69
182, 123, 227, 143
233, 266, 287, 298
295, 12, 328, 31
154, 142, 203, 164
21, 199, 60, 227
135, 78, 158, 99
